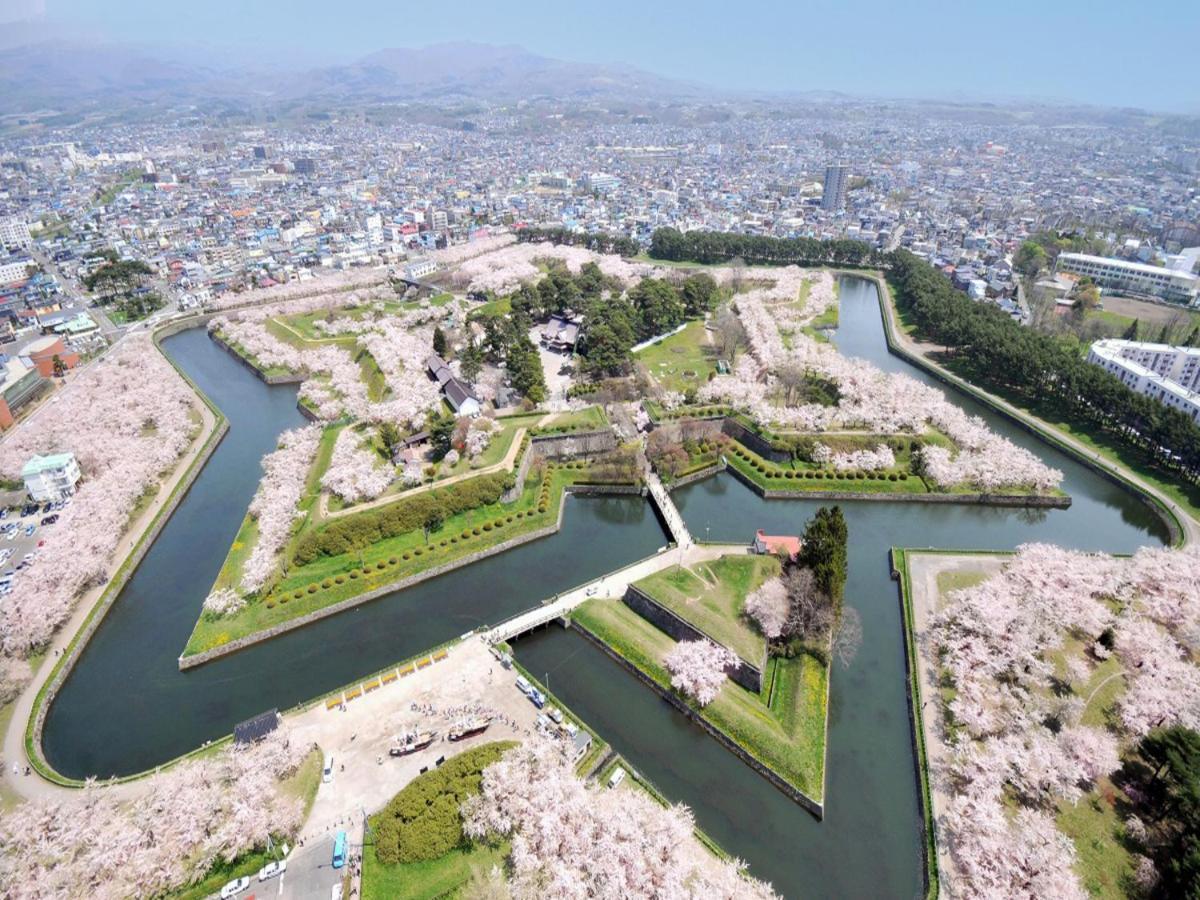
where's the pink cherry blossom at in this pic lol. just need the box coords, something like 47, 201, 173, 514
0, 332, 196, 657
242, 425, 322, 593
663, 639, 738, 706
0, 727, 308, 900
744, 577, 788, 639
321, 427, 393, 503
462, 739, 777, 899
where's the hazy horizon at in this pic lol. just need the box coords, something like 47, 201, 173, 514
2, 0, 1198, 113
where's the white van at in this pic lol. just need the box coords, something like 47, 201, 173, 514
322, 754, 334, 783
514, 675, 532, 696
607, 767, 626, 789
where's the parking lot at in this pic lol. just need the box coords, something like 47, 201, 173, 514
0, 498, 66, 597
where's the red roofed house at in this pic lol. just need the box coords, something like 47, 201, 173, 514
752, 529, 801, 560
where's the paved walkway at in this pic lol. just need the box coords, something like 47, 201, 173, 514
486, 543, 747, 644
876, 276, 1200, 546
905, 551, 1006, 900
0, 392, 219, 804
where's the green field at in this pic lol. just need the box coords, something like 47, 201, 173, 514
633, 555, 778, 664
573, 596, 828, 802
634, 320, 719, 394
363, 841, 507, 900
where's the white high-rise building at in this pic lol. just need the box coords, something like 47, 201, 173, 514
1087, 339, 1200, 422
0, 218, 32, 251
821, 163, 849, 211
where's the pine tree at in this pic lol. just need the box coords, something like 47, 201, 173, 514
432, 326, 447, 357
1122, 318, 1140, 341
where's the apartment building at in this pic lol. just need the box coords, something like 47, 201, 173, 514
1087, 338, 1200, 422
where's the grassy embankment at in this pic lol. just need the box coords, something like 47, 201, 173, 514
185, 460, 626, 656
572, 594, 828, 803
632, 555, 778, 665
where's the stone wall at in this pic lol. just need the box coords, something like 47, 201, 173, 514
530, 428, 618, 457
720, 417, 791, 464
208, 330, 305, 385
667, 461, 726, 490
569, 621, 823, 820
622, 585, 763, 692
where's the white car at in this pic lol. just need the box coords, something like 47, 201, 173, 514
219, 876, 250, 898
258, 860, 287, 881
585, 585, 599, 597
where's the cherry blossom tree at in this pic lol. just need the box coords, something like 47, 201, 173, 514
202, 588, 247, 618
0, 332, 197, 658
321, 427, 393, 503
462, 739, 777, 899
663, 639, 738, 706
0, 727, 308, 899
744, 577, 788, 639
241, 425, 322, 593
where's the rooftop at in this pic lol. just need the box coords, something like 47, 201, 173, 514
21, 452, 76, 478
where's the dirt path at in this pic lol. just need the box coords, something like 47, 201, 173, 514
876, 277, 1200, 546
905, 551, 1006, 899
1, 395, 220, 804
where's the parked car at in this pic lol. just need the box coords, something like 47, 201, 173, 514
24, 525, 34, 536
219, 876, 250, 899
40, 515, 58, 526
258, 860, 287, 881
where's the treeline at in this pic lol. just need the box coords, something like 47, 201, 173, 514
649, 227, 885, 269
889, 250, 1200, 483
488, 260, 720, 379
516, 227, 639, 257
293, 471, 511, 564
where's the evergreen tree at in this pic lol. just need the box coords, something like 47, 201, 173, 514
798, 506, 848, 607
432, 326, 447, 357
1122, 318, 1140, 341
459, 337, 483, 382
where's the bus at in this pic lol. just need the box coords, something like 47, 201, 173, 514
332, 831, 347, 869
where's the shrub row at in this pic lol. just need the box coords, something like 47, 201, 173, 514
293, 472, 510, 564
373, 742, 517, 865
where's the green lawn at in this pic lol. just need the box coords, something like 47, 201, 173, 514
633, 555, 778, 664
1057, 780, 1136, 899
573, 596, 828, 802
724, 436, 929, 495
184, 464, 618, 656
362, 841, 508, 900
634, 320, 719, 394
534, 405, 609, 433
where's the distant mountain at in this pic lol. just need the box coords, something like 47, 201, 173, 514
279, 41, 708, 103
0, 39, 710, 114
0, 41, 228, 112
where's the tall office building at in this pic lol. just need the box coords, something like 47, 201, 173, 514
822, 163, 849, 211
293, 158, 316, 175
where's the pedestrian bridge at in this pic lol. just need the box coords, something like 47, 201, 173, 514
484, 542, 747, 644
644, 470, 692, 548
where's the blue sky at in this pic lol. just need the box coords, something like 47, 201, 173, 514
8, 0, 1200, 111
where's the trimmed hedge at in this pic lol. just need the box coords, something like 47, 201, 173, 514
293, 472, 509, 564
372, 741, 516, 865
